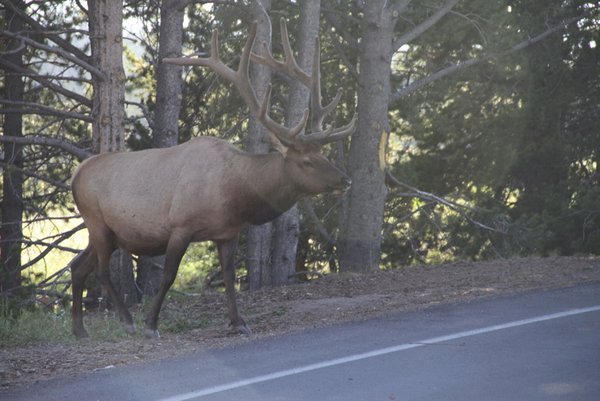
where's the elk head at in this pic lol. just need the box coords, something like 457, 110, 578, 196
164, 18, 356, 197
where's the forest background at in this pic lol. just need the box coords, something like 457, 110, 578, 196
0, 0, 599, 315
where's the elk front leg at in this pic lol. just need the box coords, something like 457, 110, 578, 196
217, 236, 251, 335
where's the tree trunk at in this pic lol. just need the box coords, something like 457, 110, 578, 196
245, 0, 273, 290
89, 0, 126, 154
1, 0, 25, 297
153, 0, 184, 149
88, 0, 136, 305
339, 0, 392, 272
270, 0, 322, 286
137, 0, 186, 298
109, 247, 137, 307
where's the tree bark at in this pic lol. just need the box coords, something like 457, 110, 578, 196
137, 0, 186, 298
153, 0, 184, 148
338, 0, 392, 272
1, 0, 25, 296
87, 0, 137, 304
245, 0, 274, 290
271, 0, 322, 286
89, 0, 126, 154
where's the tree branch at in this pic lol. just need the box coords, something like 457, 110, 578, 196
0, 99, 93, 122
386, 169, 506, 234
322, 0, 360, 51
390, 15, 583, 103
388, 0, 412, 16
19, 223, 85, 271
0, 135, 92, 160
0, 161, 71, 190
392, 0, 459, 53
0, 30, 105, 79
0, 57, 92, 107
1, 0, 92, 63
300, 198, 336, 245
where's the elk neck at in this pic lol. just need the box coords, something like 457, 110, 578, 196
238, 151, 303, 225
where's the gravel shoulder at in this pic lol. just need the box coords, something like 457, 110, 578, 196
1, 256, 599, 389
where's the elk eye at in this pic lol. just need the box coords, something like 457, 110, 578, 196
302, 159, 314, 168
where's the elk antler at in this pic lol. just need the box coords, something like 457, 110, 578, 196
164, 18, 355, 148
163, 22, 307, 151
250, 18, 357, 145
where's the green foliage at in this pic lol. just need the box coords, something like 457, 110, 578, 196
383, 0, 600, 264
0, 289, 212, 347
4, 0, 600, 308
0, 302, 72, 347
176, 242, 219, 290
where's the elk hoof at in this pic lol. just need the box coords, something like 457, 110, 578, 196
73, 328, 89, 339
124, 323, 137, 335
238, 325, 252, 336
144, 328, 160, 338
235, 322, 252, 336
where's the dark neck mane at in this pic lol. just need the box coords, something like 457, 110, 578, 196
238, 152, 303, 225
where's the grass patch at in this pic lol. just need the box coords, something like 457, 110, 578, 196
0, 307, 73, 347
0, 287, 212, 348
157, 291, 212, 333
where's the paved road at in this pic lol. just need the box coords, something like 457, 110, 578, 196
3, 283, 600, 401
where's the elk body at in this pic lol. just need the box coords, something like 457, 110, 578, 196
70, 19, 355, 338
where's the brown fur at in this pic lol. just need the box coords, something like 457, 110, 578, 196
70, 136, 350, 338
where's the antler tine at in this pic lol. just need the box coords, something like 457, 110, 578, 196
163, 27, 239, 85
302, 36, 348, 144
250, 19, 311, 87
249, 19, 350, 146
258, 84, 309, 147
322, 113, 358, 143
311, 37, 343, 129
165, 21, 310, 149
300, 113, 357, 144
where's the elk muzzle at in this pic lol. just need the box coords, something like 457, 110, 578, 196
329, 172, 352, 195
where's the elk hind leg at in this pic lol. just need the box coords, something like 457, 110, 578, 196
93, 235, 136, 335
71, 246, 95, 338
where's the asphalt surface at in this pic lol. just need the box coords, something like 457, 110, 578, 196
2, 283, 600, 401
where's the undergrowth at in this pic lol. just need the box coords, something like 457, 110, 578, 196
0, 290, 209, 348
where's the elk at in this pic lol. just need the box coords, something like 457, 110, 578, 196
70, 19, 355, 338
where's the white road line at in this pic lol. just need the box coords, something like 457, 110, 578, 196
157, 305, 600, 401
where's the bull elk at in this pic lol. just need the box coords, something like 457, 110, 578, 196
70, 19, 355, 338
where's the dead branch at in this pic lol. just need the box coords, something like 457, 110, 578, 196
0, 30, 104, 78
0, 135, 92, 160
392, 0, 460, 53
1, 0, 91, 63
0, 57, 92, 106
21, 239, 81, 254
19, 223, 86, 270
37, 265, 72, 288
391, 14, 584, 103
0, 99, 92, 122
0, 161, 70, 190
386, 169, 506, 234
300, 198, 337, 245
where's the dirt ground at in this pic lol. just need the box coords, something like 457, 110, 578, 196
1, 256, 600, 389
